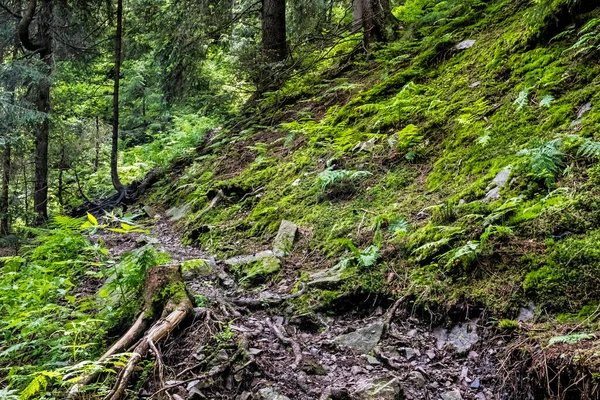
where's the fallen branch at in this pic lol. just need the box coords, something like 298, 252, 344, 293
266, 318, 302, 370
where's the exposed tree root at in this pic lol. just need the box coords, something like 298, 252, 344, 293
69, 265, 193, 400
230, 282, 306, 308
265, 318, 302, 370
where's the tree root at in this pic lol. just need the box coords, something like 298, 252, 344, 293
383, 294, 409, 335
69, 265, 193, 400
266, 318, 302, 370
230, 282, 306, 308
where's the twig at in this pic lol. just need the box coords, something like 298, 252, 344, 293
265, 318, 302, 370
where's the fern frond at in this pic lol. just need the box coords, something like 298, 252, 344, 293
52, 215, 84, 231
578, 139, 600, 158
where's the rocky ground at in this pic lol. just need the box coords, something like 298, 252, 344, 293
96, 213, 511, 400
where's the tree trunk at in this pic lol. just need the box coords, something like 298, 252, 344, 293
261, 0, 287, 63
57, 146, 65, 212
1, 143, 10, 236
94, 116, 100, 172
352, 0, 363, 32
111, 0, 124, 193
18, 0, 54, 226
34, 75, 50, 225
358, 0, 396, 49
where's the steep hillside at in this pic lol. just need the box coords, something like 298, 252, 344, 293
153, 0, 600, 323
112, 0, 600, 396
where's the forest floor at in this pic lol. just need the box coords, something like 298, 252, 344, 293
92, 211, 510, 400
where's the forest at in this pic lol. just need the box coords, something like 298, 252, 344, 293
3, 0, 600, 399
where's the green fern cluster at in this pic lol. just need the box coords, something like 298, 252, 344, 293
317, 168, 372, 190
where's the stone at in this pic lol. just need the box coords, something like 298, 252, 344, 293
456, 40, 476, 50
257, 387, 290, 400
166, 203, 191, 221
517, 302, 535, 322
366, 355, 381, 365
351, 365, 364, 375
408, 371, 426, 388
469, 81, 481, 88
308, 265, 347, 288
447, 323, 479, 354
404, 348, 419, 360
571, 102, 593, 127
441, 389, 463, 400
470, 378, 481, 389
484, 166, 512, 201
182, 258, 215, 281
224, 250, 274, 266
272, 220, 298, 257
468, 351, 479, 360
433, 326, 448, 350
353, 377, 403, 400
334, 321, 384, 354
426, 350, 436, 360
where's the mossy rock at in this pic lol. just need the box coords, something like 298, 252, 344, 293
240, 256, 281, 286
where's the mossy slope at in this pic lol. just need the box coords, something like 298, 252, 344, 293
149, 0, 600, 320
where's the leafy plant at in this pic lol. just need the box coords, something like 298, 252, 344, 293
317, 168, 372, 190
518, 139, 565, 187
548, 332, 596, 346
578, 138, 600, 158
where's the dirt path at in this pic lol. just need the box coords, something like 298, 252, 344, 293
99, 216, 506, 400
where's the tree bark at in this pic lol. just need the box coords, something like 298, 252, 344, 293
18, 0, 54, 226
1, 143, 10, 236
94, 116, 100, 172
111, 0, 124, 193
352, 0, 363, 32
261, 0, 287, 63
358, 0, 396, 49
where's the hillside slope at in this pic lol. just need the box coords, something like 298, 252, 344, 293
138, 0, 600, 396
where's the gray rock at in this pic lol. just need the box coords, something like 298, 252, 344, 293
182, 258, 215, 281
335, 321, 384, 354
470, 378, 481, 389
571, 102, 593, 126
257, 387, 290, 400
308, 265, 347, 288
517, 302, 535, 322
166, 203, 191, 221
272, 220, 298, 257
441, 389, 463, 400
469, 81, 481, 88
484, 166, 512, 201
409, 371, 426, 388
353, 377, 403, 400
433, 326, 448, 350
456, 40, 476, 50
366, 355, 381, 365
404, 348, 419, 360
224, 250, 274, 266
351, 365, 364, 375
447, 323, 479, 354
426, 350, 436, 360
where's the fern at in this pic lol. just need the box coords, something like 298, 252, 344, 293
539, 94, 554, 108
514, 90, 530, 111
578, 138, 600, 158
519, 139, 565, 187
52, 215, 84, 231
548, 332, 595, 346
317, 168, 372, 190
389, 217, 410, 236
